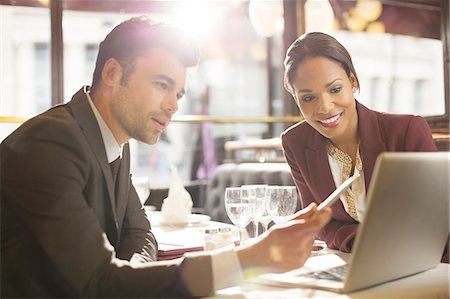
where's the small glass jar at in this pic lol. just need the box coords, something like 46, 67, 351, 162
217, 227, 234, 248
204, 228, 219, 251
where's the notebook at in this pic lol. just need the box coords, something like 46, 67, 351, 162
153, 228, 205, 261
257, 152, 449, 293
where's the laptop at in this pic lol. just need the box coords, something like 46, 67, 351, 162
256, 152, 449, 293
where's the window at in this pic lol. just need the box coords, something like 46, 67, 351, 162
299, 0, 446, 121
35, 42, 51, 113
57, 1, 286, 186
0, 4, 50, 140
1, 0, 448, 187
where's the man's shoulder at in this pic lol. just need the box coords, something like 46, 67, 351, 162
26, 104, 76, 130
2, 104, 80, 146
18, 87, 89, 134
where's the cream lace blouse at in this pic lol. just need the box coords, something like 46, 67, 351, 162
326, 141, 366, 222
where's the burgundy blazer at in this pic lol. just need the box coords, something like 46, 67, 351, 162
281, 100, 448, 262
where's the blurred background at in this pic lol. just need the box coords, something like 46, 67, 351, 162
1, 0, 448, 191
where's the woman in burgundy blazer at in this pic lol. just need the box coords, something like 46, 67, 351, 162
281, 32, 448, 262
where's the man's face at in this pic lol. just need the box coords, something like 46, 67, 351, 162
111, 47, 187, 144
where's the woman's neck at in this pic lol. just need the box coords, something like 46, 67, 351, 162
329, 129, 359, 164
330, 109, 359, 159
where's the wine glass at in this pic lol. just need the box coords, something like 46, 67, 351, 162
265, 186, 298, 224
224, 187, 255, 245
241, 184, 268, 238
258, 204, 272, 235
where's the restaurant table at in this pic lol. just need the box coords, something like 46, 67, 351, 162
145, 207, 449, 298
212, 262, 449, 298
212, 249, 449, 299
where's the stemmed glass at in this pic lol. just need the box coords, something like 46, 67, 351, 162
265, 186, 298, 224
258, 205, 272, 235
241, 184, 267, 238
224, 187, 255, 245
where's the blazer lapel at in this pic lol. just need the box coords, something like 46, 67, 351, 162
356, 101, 387, 190
67, 87, 119, 222
305, 130, 337, 203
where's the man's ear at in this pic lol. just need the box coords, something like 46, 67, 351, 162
102, 58, 122, 88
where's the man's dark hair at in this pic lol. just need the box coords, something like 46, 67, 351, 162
90, 16, 200, 93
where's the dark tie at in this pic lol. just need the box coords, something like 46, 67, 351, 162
110, 157, 121, 184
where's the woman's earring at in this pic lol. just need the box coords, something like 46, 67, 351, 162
352, 87, 357, 93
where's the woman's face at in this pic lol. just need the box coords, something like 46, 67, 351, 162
291, 56, 358, 144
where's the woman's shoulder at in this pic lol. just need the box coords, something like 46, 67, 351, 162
374, 110, 428, 129
281, 120, 312, 141
358, 101, 427, 130
369, 109, 435, 150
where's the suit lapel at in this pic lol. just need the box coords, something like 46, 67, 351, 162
66, 87, 119, 224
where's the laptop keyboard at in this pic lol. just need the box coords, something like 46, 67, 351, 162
301, 265, 347, 281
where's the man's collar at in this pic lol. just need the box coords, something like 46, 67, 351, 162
84, 86, 123, 163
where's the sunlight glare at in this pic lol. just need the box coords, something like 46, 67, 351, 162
172, 0, 222, 38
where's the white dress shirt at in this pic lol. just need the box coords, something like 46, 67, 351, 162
85, 87, 123, 162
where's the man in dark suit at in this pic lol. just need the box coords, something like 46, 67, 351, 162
1, 16, 331, 298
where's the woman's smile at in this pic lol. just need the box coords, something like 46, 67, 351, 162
318, 112, 342, 128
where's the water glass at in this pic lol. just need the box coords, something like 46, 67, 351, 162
258, 207, 272, 235
241, 184, 268, 238
224, 187, 255, 245
265, 186, 298, 224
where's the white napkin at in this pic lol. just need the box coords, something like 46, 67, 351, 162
160, 165, 193, 225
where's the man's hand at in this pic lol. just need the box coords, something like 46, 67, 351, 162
236, 203, 331, 274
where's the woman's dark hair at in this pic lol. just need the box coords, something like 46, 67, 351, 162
284, 32, 360, 95
90, 16, 200, 94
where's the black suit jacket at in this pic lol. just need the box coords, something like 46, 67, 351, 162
1, 87, 213, 297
